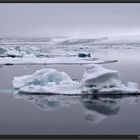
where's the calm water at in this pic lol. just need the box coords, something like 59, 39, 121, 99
0, 56, 140, 135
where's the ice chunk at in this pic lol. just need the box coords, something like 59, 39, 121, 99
13, 69, 73, 88
12, 68, 81, 95
0, 47, 7, 54
80, 64, 121, 88
0, 46, 45, 58
15, 46, 41, 57
0, 47, 21, 57
81, 64, 140, 94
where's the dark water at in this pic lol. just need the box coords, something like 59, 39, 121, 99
0, 62, 140, 135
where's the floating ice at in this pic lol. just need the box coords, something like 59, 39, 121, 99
12, 64, 140, 95
81, 64, 140, 94
0, 46, 46, 58
0, 47, 21, 57
15, 46, 43, 57
0, 57, 99, 65
80, 64, 121, 88
12, 68, 81, 95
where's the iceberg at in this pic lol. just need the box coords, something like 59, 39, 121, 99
12, 64, 140, 95
0, 47, 21, 57
81, 64, 140, 94
12, 68, 81, 95
14, 46, 43, 57
80, 64, 121, 88
0, 46, 46, 58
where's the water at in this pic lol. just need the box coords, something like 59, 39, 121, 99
0, 48, 140, 135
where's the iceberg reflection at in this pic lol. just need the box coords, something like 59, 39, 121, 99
12, 91, 140, 124
81, 94, 139, 124
13, 92, 81, 111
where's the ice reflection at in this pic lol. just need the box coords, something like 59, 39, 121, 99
12, 91, 140, 125
13, 92, 81, 111
81, 94, 140, 124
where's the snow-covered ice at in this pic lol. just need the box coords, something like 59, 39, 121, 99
12, 68, 81, 95
0, 45, 49, 58
80, 64, 121, 88
81, 64, 140, 94
0, 57, 113, 65
0, 46, 21, 57
0, 57, 93, 65
12, 64, 140, 95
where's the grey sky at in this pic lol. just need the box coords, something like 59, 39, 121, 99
0, 3, 140, 38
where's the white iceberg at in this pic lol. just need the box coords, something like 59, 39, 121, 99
12, 68, 81, 95
15, 46, 43, 57
81, 64, 140, 94
0, 46, 46, 58
80, 64, 121, 88
12, 64, 140, 95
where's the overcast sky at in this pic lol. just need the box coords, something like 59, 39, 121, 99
0, 3, 140, 38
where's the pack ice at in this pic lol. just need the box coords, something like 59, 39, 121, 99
12, 64, 140, 95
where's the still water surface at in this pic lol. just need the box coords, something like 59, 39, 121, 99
0, 61, 140, 135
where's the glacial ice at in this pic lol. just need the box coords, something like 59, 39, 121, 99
81, 64, 140, 94
0, 46, 45, 58
12, 64, 140, 95
0, 47, 21, 57
12, 68, 81, 95
80, 64, 121, 88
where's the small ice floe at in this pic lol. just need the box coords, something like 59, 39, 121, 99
81, 64, 140, 94
12, 69, 81, 95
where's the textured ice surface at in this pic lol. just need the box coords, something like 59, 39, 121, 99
80, 64, 121, 88
81, 64, 140, 94
0, 47, 21, 57
13, 68, 81, 95
0, 46, 46, 58
12, 64, 140, 95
